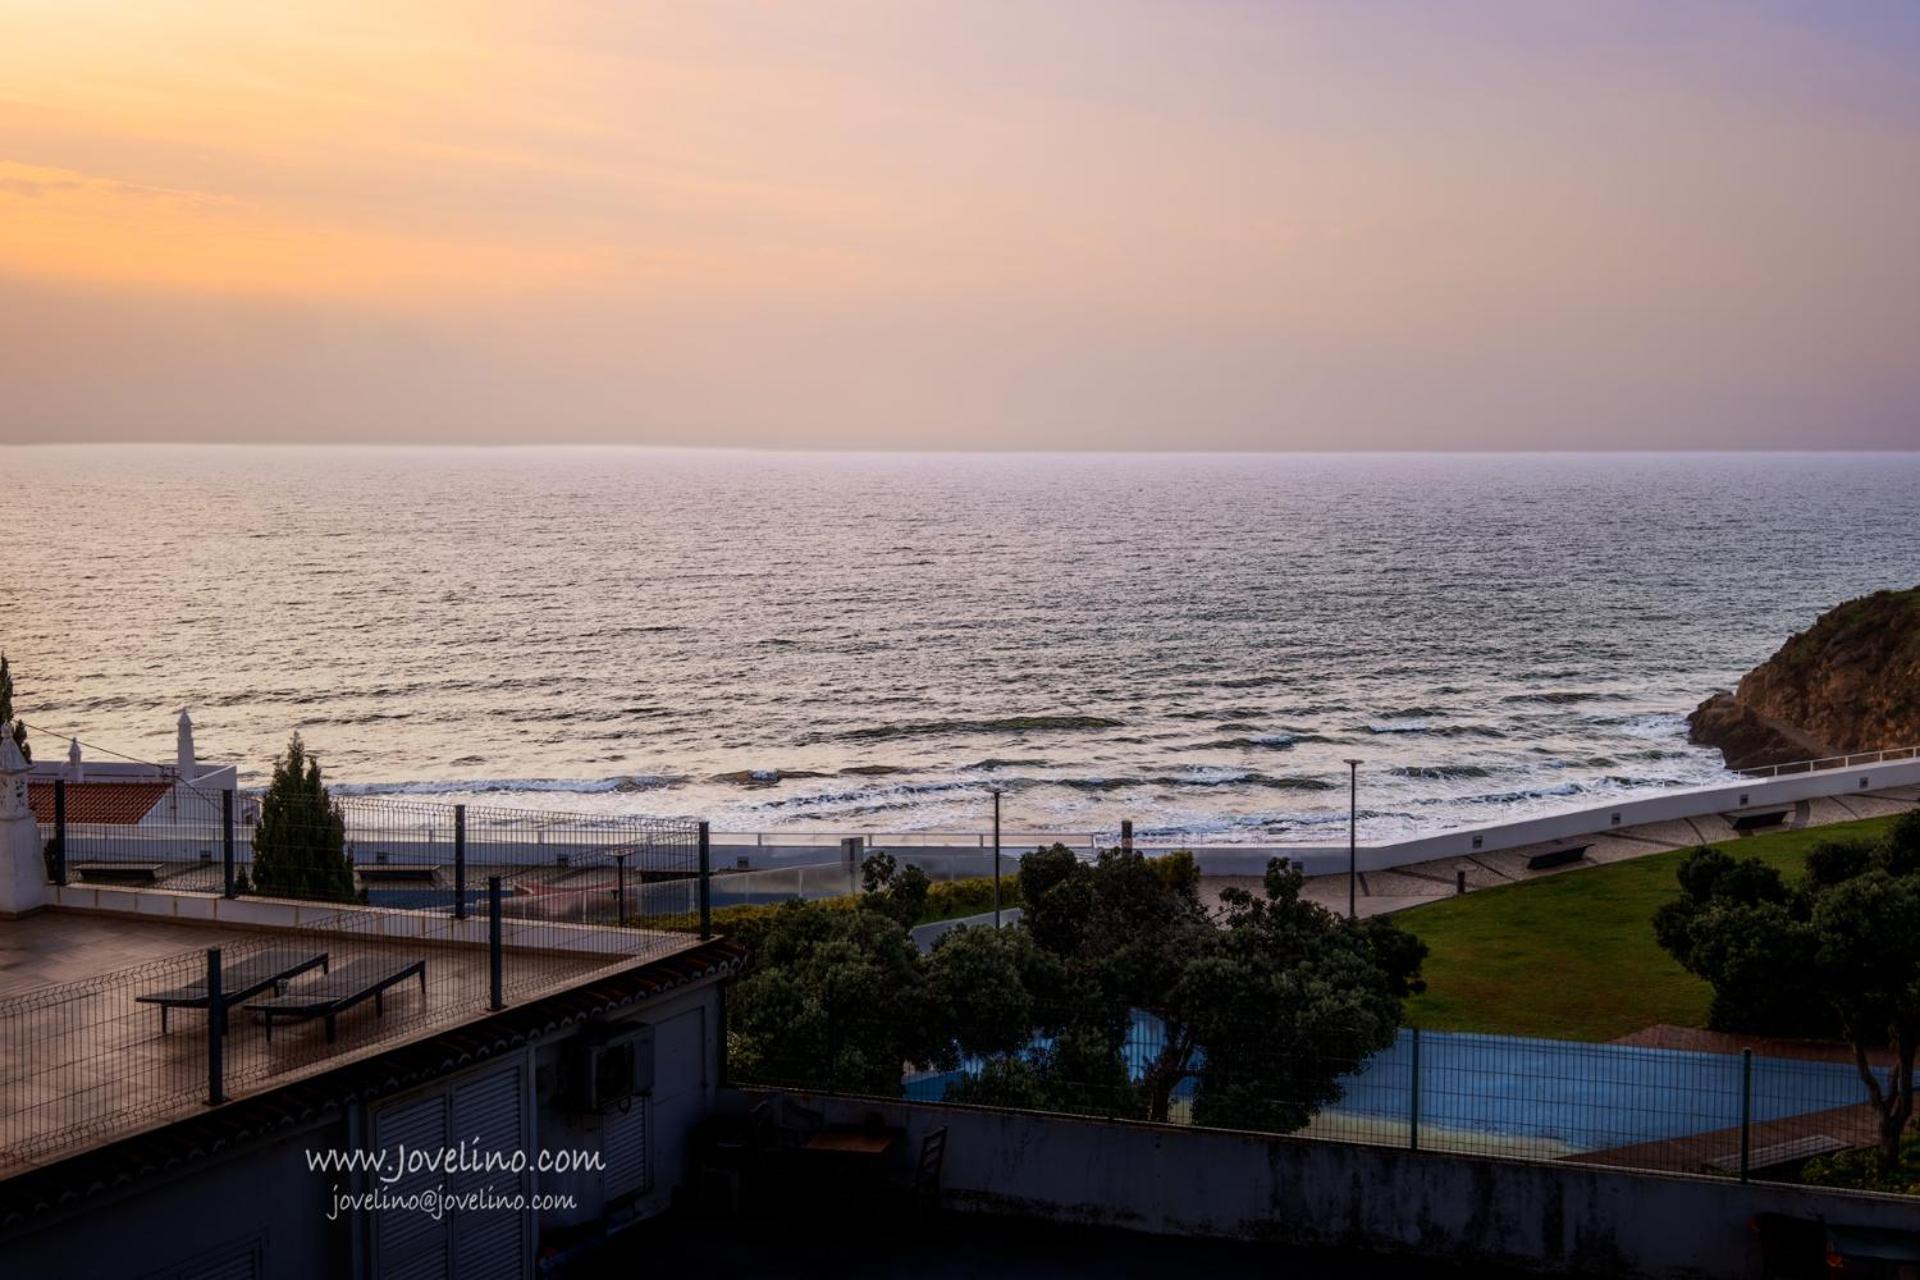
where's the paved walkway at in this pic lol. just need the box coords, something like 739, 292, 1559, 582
1563, 1099, 1881, 1177
1200, 785, 1920, 920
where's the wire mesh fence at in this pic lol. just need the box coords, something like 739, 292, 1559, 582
705, 850, 1024, 910
733, 1005, 1907, 1189
33, 777, 707, 919
0, 949, 217, 1172
5, 786, 709, 1168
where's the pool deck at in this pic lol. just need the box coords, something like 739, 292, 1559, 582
1563, 1099, 1881, 1176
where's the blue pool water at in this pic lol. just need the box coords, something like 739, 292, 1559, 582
906, 1024, 1876, 1153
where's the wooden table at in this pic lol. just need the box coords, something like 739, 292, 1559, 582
802, 1126, 901, 1158
780, 1125, 906, 1207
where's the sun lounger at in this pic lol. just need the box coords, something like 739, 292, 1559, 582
136, 949, 330, 1033
244, 957, 427, 1043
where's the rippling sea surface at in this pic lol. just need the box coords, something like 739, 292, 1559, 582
4, 447, 1917, 843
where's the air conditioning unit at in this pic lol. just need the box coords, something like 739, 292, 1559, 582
575, 1022, 654, 1113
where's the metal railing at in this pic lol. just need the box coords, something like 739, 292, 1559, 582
7, 789, 714, 1167
35, 780, 708, 912
1737, 744, 1920, 779
708, 830, 1100, 852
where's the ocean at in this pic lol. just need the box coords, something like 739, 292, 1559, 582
4, 447, 1917, 844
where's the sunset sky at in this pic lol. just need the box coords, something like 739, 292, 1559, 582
2, 1, 1917, 449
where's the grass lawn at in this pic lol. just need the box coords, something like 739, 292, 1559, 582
1399, 814, 1899, 1043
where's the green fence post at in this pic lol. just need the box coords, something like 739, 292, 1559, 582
221, 789, 236, 899
452, 803, 467, 920
1409, 1026, 1421, 1152
488, 877, 504, 1011
698, 822, 712, 940
51, 778, 68, 886
205, 948, 225, 1106
1738, 1047, 1753, 1183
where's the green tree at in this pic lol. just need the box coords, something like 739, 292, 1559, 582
727, 842, 1426, 1135
0, 653, 29, 762
1655, 813, 1920, 1162
728, 900, 934, 1095
1650, 846, 1832, 1037
924, 923, 1047, 1058
249, 733, 356, 902
974, 845, 1426, 1128
1173, 860, 1427, 1131
857, 850, 930, 930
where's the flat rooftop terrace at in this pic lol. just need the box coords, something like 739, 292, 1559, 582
0, 898, 701, 1178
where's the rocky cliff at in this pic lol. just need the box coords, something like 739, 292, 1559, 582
1688, 587, 1920, 770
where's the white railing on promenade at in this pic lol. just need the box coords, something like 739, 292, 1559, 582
707, 830, 1099, 851
1737, 744, 1920, 778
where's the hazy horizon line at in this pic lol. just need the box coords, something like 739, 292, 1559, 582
7, 441, 1920, 456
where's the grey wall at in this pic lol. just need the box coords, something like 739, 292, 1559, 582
2, 1111, 351, 1280
781, 1092, 1920, 1278
534, 982, 721, 1230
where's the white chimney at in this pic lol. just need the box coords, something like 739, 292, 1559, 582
67, 737, 84, 785
0, 728, 50, 917
176, 708, 197, 781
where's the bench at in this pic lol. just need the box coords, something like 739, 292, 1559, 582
1524, 842, 1591, 871
245, 957, 427, 1044
1725, 805, 1792, 833
73, 862, 167, 885
136, 949, 331, 1033
1704, 1134, 1847, 1176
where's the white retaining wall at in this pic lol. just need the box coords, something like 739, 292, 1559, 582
46, 883, 667, 957
713, 758, 1920, 879
1183, 757, 1920, 877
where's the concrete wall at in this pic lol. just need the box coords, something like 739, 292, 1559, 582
781, 1092, 1920, 1279
46, 885, 665, 958
1188, 756, 1920, 876
533, 982, 722, 1231
2, 1108, 351, 1280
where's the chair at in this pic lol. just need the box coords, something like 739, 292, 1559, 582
886, 1126, 948, 1215
694, 1099, 773, 1217
137, 949, 330, 1034
243, 957, 427, 1043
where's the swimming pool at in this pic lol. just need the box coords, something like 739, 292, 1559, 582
905, 1023, 1876, 1155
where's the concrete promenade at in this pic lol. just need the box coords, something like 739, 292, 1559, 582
707, 761, 1920, 920
1281, 781, 1920, 919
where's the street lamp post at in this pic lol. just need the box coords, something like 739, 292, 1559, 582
991, 788, 1003, 928
1344, 758, 1362, 920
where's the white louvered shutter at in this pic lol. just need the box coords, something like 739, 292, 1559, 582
601, 1097, 650, 1199
371, 1090, 453, 1280
449, 1062, 532, 1280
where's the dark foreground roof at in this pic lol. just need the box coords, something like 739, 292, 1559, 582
0, 937, 746, 1235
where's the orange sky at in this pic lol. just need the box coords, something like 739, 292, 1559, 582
3, 1, 1918, 448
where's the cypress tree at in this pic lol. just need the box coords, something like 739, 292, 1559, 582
0, 653, 29, 762
250, 733, 356, 902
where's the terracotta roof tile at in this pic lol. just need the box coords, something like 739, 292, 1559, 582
26, 782, 171, 826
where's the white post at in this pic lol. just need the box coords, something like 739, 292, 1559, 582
176, 708, 197, 780
0, 730, 51, 917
